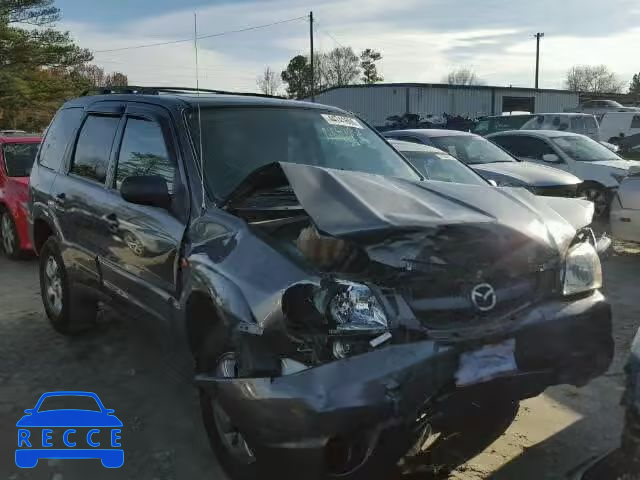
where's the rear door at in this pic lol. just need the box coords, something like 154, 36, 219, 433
50, 105, 123, 289
96, 103, 188, 324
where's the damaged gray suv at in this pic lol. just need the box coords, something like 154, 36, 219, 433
29, 88, 613, 479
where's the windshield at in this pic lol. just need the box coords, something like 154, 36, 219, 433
188, 107, 419, 199
2, 142, 39, 177
551, 136, 622, 162
396, 146, 486, 185
429, 135, 516, 165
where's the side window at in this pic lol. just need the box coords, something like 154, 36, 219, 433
38, 108, 84, 171
519, 137, 555, 159
631, 115, 640, 129
571, 116, 585, 132
491, 136, 521, 155
71, 115, 120, 183
115, 118, 175, 193
492, 136, 553, 159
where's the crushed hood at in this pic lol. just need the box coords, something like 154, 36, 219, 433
226, 162, 590, 254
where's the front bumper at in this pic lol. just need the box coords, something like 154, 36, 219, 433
196, 291, 612, 454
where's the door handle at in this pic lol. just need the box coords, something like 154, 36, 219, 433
105, 213, 119, 233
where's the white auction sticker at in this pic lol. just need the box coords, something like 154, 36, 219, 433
321, 114, 363, 129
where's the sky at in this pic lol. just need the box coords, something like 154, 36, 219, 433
54, 0, 640, 93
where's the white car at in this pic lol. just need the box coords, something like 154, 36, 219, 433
599, 112, 640, 143
487, 130, 640, 217
569, 99, 640, 117
611, 167, 640, 243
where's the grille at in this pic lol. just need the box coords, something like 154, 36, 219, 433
397, 267, 558, 329
531, 184, 578, 198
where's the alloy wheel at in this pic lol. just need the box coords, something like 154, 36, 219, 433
44, 255, 63, 316
1, 214, 15, 255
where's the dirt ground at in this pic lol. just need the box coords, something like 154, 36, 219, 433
1, 242, 639, 480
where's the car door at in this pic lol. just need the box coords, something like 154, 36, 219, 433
96, 104, 188, 324
50, 105, 123, 291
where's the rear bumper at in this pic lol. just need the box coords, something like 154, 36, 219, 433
196, 291, 612, 456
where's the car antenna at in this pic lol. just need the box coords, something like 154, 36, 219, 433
194, 11, 206, 212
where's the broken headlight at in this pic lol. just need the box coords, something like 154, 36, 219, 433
562, 241, 602, 296
328, 281, 388, 334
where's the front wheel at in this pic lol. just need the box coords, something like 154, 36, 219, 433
579, 184, 610, 218
39, 237, 97, 335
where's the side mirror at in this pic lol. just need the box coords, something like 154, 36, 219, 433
105, 409, 115, 414
487, 179, 498, 187
24, 409, 34, 414
542, 153, 561, 163
120, 175, 171, 210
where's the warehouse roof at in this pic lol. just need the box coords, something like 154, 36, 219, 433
314, 82, 577, 95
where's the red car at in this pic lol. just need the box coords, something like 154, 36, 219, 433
0, 133, 41, 259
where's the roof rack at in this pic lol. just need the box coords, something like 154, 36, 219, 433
81, 86, 284, 99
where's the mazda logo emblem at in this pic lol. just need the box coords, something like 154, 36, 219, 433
470, 283, 497, 312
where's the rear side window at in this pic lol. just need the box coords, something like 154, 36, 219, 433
3, 143, 40, 177
632, 115, 640, 129
115, 118, 175, 193
71, 115, 120, 183
38, 108, 83, 171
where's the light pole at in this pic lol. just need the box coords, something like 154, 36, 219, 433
534, 32, 544, 89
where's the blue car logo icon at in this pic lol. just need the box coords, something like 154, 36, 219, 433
16, 391, 123, 468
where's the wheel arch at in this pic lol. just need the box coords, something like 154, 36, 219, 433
32, 217, 55, 255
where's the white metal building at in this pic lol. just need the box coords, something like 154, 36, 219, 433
308, 83, 580, 127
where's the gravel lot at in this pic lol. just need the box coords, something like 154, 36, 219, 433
1, 242, 639, 480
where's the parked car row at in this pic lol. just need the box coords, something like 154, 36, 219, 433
4, 88, 613, 479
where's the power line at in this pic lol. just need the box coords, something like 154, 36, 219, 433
314, 22, 346, 48
93, 15, 307, 53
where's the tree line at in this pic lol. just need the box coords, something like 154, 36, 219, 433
0, 0, 129, 131
265, 49, 640, 100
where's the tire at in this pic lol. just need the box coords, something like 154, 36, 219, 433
196, 325, 260, 480
196, 325, 405, 480
406, 400, 519, 475
578, 184, 610, 219
39, 237, 97, 335
1, 211, 22, 260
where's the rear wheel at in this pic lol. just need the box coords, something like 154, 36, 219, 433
1, 211, 21, 260
39, 237, 97, 335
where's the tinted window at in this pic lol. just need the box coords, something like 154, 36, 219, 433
39, 108, 83, 171
491, 135, 554, 159
71, 115, 120, 183
3, 143, 40, 177
115, 118, 175, 193
189, 108, 419, 199
631, 115, 640, 128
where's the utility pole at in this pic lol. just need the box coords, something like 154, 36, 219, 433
309, 11, 315, 102
534, 32, 544, 89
